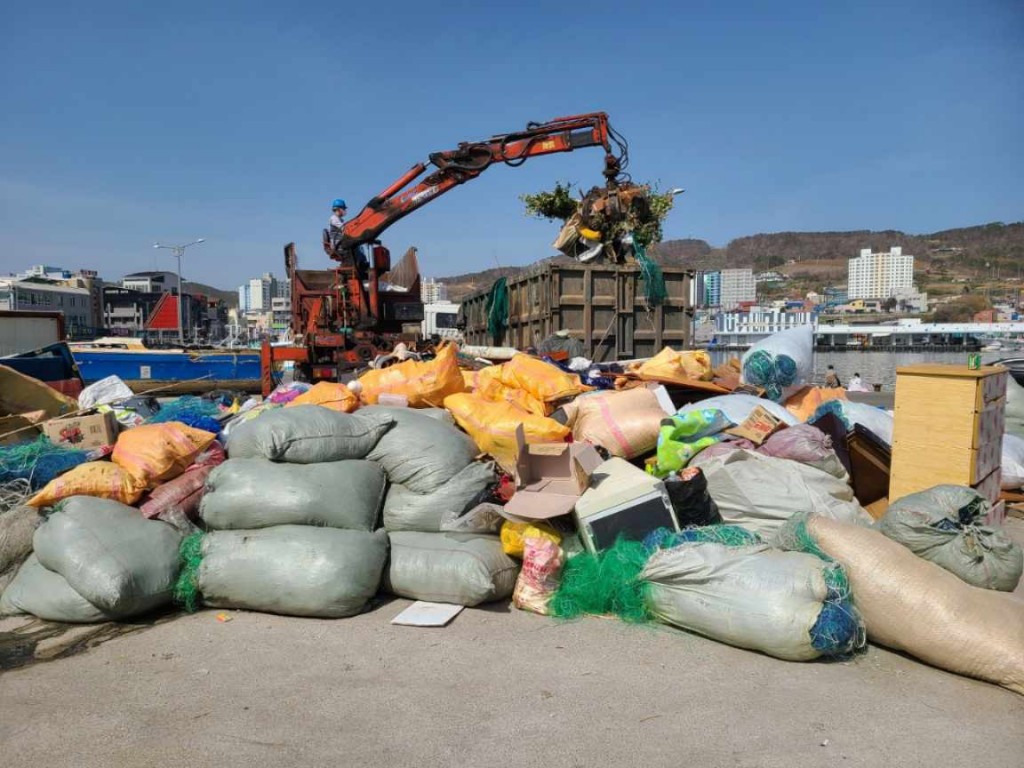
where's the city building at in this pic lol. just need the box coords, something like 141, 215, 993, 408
847, 246, 915, 300
101, 286, 163, 336
689, 270, 722, 308
238, 273, 280, 313
720, 268, 756, 310
421, 278, 448, 304
0, 277, 93, 335
15, 265, 72, 281
122, 271, 178, 293
712, 307, 815, 346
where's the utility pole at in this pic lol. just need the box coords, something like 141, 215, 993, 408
154, 239, 205, 346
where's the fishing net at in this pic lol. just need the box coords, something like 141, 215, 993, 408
0, 437, 90, 490
485, 277, 510, 345
174, 531, 206, 613
147, 396, 222, 434
643, 524, 762, 552
0, 478, 33, 514
741, 349, 798, 402
549, 537, 650, 623
634, 242, 668, 307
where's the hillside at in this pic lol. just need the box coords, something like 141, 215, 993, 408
187, 281, 239, 307
437, 222, 1024, 301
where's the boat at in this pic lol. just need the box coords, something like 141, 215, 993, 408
69, 337, 261, 394
993, 357, 1024, 388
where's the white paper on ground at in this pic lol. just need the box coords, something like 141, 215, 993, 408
390, 601, 465, 627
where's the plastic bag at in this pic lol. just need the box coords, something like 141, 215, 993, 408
649, 409, 732, 477
501, 520, 562, 558
382, 461, 497, 532
497, 353, 590, 404
77, 375, 135, 410
878, 485, 1022, 591
178, 526, 387, 618
227, 406, 393, 463
784, 386, 848, 422
440, 502, 506, 534
463, 366, 547, 416
201, 459, 386, 532
758, 423, 847, 480
0, 554, 114, 623
570, 387, 667, 459
358, 343, 465, 408
663, 467, 722, 526
642, 542, 864, 661
112, 422, 216, 487
444, 393, 569, 474
28, 461, 146, 507
513, 537, 564, 615
364, 406, 477, 492
740, 325, 814, 402
777, 514, 1024, 695
385, 531, 520, 606
811, 400, 894, 446
283, 381, 359, 413
33, 496, 183, 618
1001, 434, 1024, 490
629, 346, 713, 382
677, 394, 799, 427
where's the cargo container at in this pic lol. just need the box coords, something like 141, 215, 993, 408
458, 258, 693, 361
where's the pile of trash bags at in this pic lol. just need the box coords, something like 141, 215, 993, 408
2, 334, 1023, 698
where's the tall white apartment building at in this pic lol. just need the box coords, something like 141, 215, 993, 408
421, 278, 448, 304
848, 247, 914, 299
720, 268, 756, 310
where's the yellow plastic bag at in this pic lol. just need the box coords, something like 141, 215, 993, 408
443, 393, 569, 473
631, 347, 713, 382
359, 343, 465, 408
29, 461, 145, 507
285, 381, 358, 413
498, 353, 590, 403
500, 520, 562, 558
784, 386, 848, 422
465, 365, 548, 416
112, 422, 217, 487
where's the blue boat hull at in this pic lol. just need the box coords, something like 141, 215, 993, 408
72, 350, 262, 392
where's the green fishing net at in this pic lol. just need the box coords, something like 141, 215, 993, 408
174, 532, 206, 612
549, 537, 651, 623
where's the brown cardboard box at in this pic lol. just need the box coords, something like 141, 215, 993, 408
724, 405, 784, 446
503, 425, 603, 521
43, 411, 119, 450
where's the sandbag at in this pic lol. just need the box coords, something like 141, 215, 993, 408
444, 393, 569, 474
227, 405, 393, 463
677, 394, 799, 427
570, 387, 667, 459
0, 554, 114, 623
181, 526, 388, 618
1002, 434, 1024, 490
878, 485, 1022, 591
758, 423, 848, 480
497, 353, 590, 403
642, 542, 864, 661
28, 461, 146, 507
111, 422, 216, 487
780, 515, 1024, 695
740, 325, 814, 402
284, 381, 358, 413
385, 531, 520, 606
358, 343, 465, 408
201, 459, 385, 531
364, 406, 477, 492
699, 449, 871, 538
383, 461, 496, 532
33, 496, 182, 618
0, 505, 40, 595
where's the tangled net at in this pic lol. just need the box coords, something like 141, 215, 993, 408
148, 396, 222, 434
643, 524, 762, 552
549, 538, 650, 623
174, 531, 206, 612
742, 349, 798, 403
0, 437, 89, 490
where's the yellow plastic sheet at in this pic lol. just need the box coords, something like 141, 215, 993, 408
498, 353, 590, 403
500, 520, 562, 558
630, 347, 713, 382
359, 343, 465, 408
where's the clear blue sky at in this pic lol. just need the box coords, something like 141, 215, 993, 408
2, 0, 1021, 288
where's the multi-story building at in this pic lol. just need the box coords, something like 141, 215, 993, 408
122, 271, 178, 294
421, 278, 448, 304
847, 246, 915, 300
16, 265, 72, 281
0, 278, 93, 335
101, 286, 163, 335
238, 273, 279, 313
720, 268, 756, 310
696, 271, 721, 307
713, 307, 816, 346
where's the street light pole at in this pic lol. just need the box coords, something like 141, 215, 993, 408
154, 239, 205, 346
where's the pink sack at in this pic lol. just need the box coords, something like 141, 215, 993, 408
757, 424, 847, 479
137, 441, 226, 520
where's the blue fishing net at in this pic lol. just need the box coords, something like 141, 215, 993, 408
147, 396, 222, 434
809, 562, 864, 654
643, 525, 762, 552
742, 349, 798, 403
0, 436, 89, 490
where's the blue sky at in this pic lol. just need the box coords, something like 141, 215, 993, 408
2, 1, 1021, 288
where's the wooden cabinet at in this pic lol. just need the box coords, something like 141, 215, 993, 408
890, 364, 1007, 503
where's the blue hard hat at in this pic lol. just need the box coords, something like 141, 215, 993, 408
332, 198, 347, 209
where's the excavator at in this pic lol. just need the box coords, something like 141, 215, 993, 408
263, 111, 648, 394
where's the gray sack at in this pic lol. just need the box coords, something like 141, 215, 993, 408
227, 405, 393, 463
0, 505, 40, 595
878, 485, 1023, 592
385, 531, 519, 606
195, 526, 388, 618
364, 406, 478, 493
0, 554, 113, 623
200, 458, 385, 531
33, 496, 183, 618
383, 461, 497, 532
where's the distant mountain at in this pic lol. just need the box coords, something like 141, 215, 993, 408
186, 281, 239, 307
437, 222, 1024, 300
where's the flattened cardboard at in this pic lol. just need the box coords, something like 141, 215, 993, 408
724, 404, 784, 446
503, 424, 603, 520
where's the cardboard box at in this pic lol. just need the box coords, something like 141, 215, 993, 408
43, 411, 119, 450
502, 425, 603, 521
724, 405, 784, 446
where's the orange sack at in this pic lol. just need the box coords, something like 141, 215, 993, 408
359, 343, 465, 408
285, 382, 359, 413
29, 461, 146, 507
112, 422, 217, 487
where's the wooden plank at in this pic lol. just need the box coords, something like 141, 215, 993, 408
895, 364, 1006, 379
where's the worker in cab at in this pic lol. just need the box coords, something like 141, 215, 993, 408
328, 198, 347, 253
